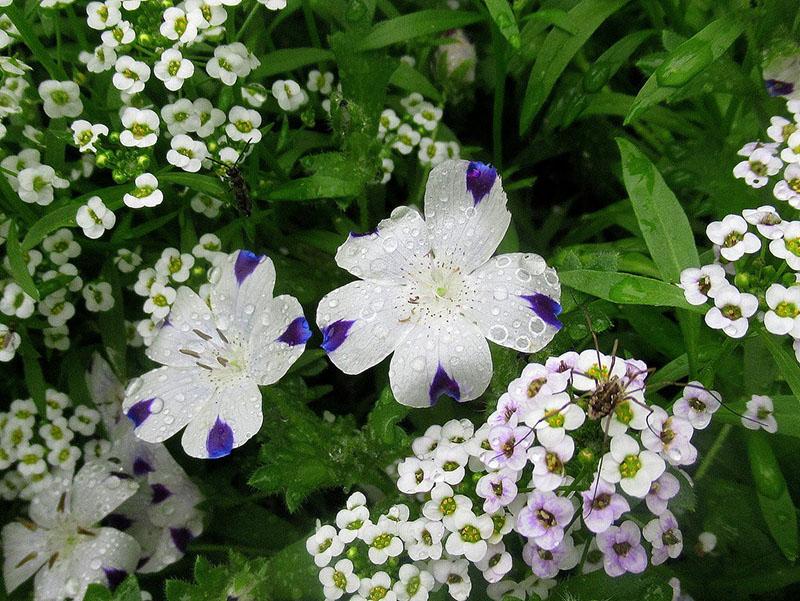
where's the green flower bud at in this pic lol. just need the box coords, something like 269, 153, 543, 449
207, 141, 218, 153
109, 131, 120, 144
96, 153, 111, 167
136, 155, 151, 169
734, 271, 751, 290
112, 169, 128, 184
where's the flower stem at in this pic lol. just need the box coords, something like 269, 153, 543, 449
694, 423, 732, 482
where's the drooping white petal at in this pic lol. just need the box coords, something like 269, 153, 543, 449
29, 472, 72, 529
424, 160, 511, 274
179, 380, 262, 459
122, 366, 212, 444
317, 280, 412, 374
389, 316, 492, 408
247, 294, 311, 384
87, 353, 126, 431
209, 250, 276, 334
2, 522, 50, 593
463, 252, 561, 352
334, 206, 432, 284
147, 287, 215, 368
71, 460, 140, 526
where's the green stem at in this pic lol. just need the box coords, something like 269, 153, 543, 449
236, 1, 262, 43
302, 0, 322, 48
694, 423, 732, 482
491, 25, 507, 168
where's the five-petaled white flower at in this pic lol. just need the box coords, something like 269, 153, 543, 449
122, 251, 312, 458
316, 160, 561, 407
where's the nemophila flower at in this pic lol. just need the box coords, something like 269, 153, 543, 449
124, 173, 163, 209
0, 282, 35, 319
597, 520, 647, 576
226, 106, 262, 143
206, 43, 258, 85
525, 391, 585, 446
38, 80, 83, 119
515, 490, 575, 550
0, 323, 20, 362
120, 107, 159, 148
155, 248, 195, 283
317, 160, 561, 407
154, 48, 194, 91
319, 558, 359, 600
476, 471, 517, 513
600, 433, 666, 498
83, 282, 115, 312
123, 251, 310, 458
162, 99, 200, 136
742, 205, 784, 239
392, 124, 421, 154
734, 145, 782, 187
167, 135, 208, 172
113, 56, 150, 95
71, 120, 108, 153
272, 79, 306, 111
76, 196, 116, 239
679, 264, 728, 305
644, 510, 683, 565
307, 70, 334, 95
770, 220, 800, 269
529, 436, 574, 491
764, 283, 800, 336
432, 558, 471, 601
704, 286, 758, 338
742, 394, 777, 433
18, 164, 69, 205
673, 382, 720, 430
706, 215, 761, 261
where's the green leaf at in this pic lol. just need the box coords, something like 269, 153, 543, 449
388, 62, 442, 101
357, 10, 484, 50
626, 13, 745, 123
19, 330, 47, 415
251, 47, 334, 79
3, 5, 67, 79
160, 172, 228, 198
519, 0, 630, 133
266, 175, 363, 201
761, 330, 800, 402
551, 569, 672, 601
484, 0, 520, 48
521, 8, 577, 34
582, 30, 654, 92
83, 577, 141, 601
366, 386, 410, 446
6, 221, 40, 300
559, 269, 700, 309
617, 138, 699, 281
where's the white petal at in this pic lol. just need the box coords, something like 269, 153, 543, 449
389, 317, 492, 407
71, 460, 139, 525
2, 522, 49, 593
247, 294, 310, 384
60, 528, 139, 601
28, 472, 72, 529
334, 206, 431, 284
424, 160, 511, 273
317, 281, 411, 374
122, 366, 211, 444
147, 287, 215, 367
463, 253, 561, 352
180, 380, 262, 459
210, 250, 276, 335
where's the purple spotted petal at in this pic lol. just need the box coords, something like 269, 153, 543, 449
277, 316, 312, 346
466, 161, 497, 205
170, 527, 193, 553
521, 293, 563, 329
132, 457, 154, 476
766, 79, 794, 97
126, 398, 155, 428
150, 483, 172, 504
234, 250, 264, 285
429, 363, 461, 405
206, 417, 234, 459
102, 513, 133, 531
103, 568, 127, 590
321, 319, 355, 353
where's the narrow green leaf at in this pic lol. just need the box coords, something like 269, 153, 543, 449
519, 0, 630, 133
159, 172, 228, 197
761, 329, 800, 402
617, 138, 699, 281
251, 47, 334, 79
484, 0, 520, 48
559, 269, 700, 310
357, 10, 483, 50
626, 13, 744, 123
266, 175, 363, 201
388, 62, 442, 101
6, 221, 40, 300
3, 5, 67, 79
520, 9, 577, 34
19, 331, 47, 414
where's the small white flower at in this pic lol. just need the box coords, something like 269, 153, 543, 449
81, 44, 117, 74
16, 443, 47, 477
392, 123, 421, 154
0, 323, 20, 362
76, 196, 116, 239
401, 93, 425, 114
431, 559, 471, 601
734, 146, 782, 187
0, 283, 35, 319
361, 521, 403, 565
114, 248, 142, 274
155, 248, 195, 283
412, 102, 442, 132
782, 130, 800, 163
444, 509, 493, 562
193, 98, 226, 138
124, 173, 163, 208
742, 394, 777, 433
418, 138, 448, 167
422, 482, 473, 530
742, 205, 783, 239
43, 325, 70, 351
378, 109, 400, 139
167, 135, 208, 172
335, 493, 371, 543
405, 517, 444, 561
87, 1, 122, 30
774, 163, 800, 208
143, 282, 176, 319
767, 115, 798, 143
226, 106, 262, 143
186, 0, 227, 27
307, 70, 334, 95
160, 7, 202, 45
764, 283, 800, 336
42, 228, 81, 266
381, 157, 394, 184
525, 391, 585, 447
306, 524, 344, 567
704, 286, 757, 338
38, 80, 83, 119
706, 214, 761, 261
258, 0, 287, 9
46, 445, 81, 471
679, 264, 728, 306
40, 290, 75, 327
192, 233, 224, 263
319, 558, 359, 600
154, 49, 195, 92
599, 433, 666, 498
355, 572, 396, 601
272, 79, 306, 111
206, 43, 258, 86
68, 405, 101, 436
101, 20, 135, 48
71, 119, 108, 153
120, 107, 160, 148
83, 282, 115, 312
697, 531, 717, 555
770, 220, 800, 269
113, 56, 150, 95
162, 98, 201, 136
673, 382, 721, 430
17, 165, 69, 205
393, 563, 434, 601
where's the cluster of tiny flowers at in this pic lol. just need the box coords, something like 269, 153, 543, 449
129, 233, 224, 345
0, 216, 115, 356
377, 93, 460, 184
0, 389, 101, 501
309, 350, 715, 600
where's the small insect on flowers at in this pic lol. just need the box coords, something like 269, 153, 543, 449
209, 142, 254, 216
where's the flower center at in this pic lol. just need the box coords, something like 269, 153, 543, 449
786, 237, 800, 257
536, 508, 556, 528
439, 496, 457, 516
723, 231, 744, 247
776, 301, 799, 318
368, 587, 388, 601
544, 408, 564, 428
619, 454, 641, 478
333, 571, 347, 590
371, 533, 392, 549
721, 304, 742, 320
592, 493, 611, 509
614, 401, 634, 424
749, 160, 768, 176
459, 524, 481, 543
613, 541, 632, 556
